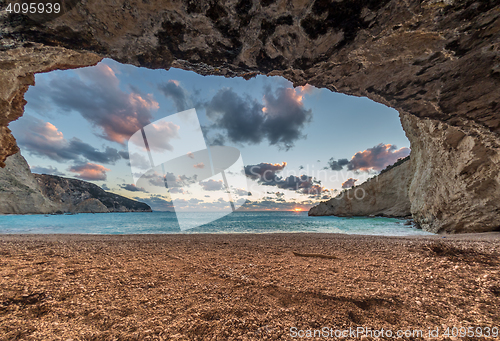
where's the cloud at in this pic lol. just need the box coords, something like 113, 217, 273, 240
327, 144, 411, 173
260, 86, 313, 149
193, 162, 205, 169
118, 151, 129, 159
244, 161, 325, 196
276, 175, 325, 196
140, 120, 180, 152
158, 80, 190, 112
342, 178, 358, 189
327, 158, 350, 171
348, 144, 410, 172
142, 172, 197, 188
208, 133, 226, 146
35, 63, 158, 144
244, 162, 287, 184
68, 163, 110, 181
30, 165, 64, 176
296, 84, 315, 94
101, 184, 110, 191
120, 184, 148, 192
239, 199, 316, 211
205, 86, 312, 149
146, 173, 166, 187
12, 116, 126, 164
199, 179, 224, 191
168, 187, 185, 194
129, 152, 150, 170
134, 195, 174, 211
234, 188, 250, 196
67, 140, 124, 164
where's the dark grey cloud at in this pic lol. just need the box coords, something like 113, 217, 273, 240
158, 80, 190, 112
101, 184, 110, 191
120, 184, 148, 192
244, 162, 287, 184
67, 140, 123, 164
134, 195, 174, 211
276, 175, 324, 196
206, 89, 265, 145
327, 158, 350, 171
30, 165, 64, 176
118, 150, 129, 159
244, 161, 325, 196
205, 86, 312, 150
207, 133, 226, 146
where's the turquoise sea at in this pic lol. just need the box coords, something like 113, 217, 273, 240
0, 211, 432, 236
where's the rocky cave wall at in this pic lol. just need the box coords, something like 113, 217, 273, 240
1, 0, 499, 232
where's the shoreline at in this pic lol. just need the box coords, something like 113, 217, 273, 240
1, 231, 500, 239
1, 233, 499, 339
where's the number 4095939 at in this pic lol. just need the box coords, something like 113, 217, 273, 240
5, 2, 61, 14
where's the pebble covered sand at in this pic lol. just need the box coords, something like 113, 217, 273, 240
1, 233, 499, 340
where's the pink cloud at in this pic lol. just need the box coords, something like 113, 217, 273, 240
342, 178, 358, 189
68, 163, 110, 181
43, 62, 160, 145
349, 144, 410, 172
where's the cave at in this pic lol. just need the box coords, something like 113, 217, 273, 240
1, 0, 499, 233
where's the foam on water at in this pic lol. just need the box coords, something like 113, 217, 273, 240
0, 211, 433, 236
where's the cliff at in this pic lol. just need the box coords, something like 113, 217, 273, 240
309, 157, 411, 218
0, 153, 151, 214
35, 174, 152, 213
1, 0, 499, 232
0, 152, 59, 214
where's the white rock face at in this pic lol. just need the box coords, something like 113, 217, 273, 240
401, 113, 500, 234
0, 152, 59, 214
309, 158, 412, 218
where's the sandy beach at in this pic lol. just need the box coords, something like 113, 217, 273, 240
1, 233, 499, 340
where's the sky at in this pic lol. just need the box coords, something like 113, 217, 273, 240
10, 59, 410, 212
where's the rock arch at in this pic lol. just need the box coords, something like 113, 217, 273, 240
1, 0, 499, 232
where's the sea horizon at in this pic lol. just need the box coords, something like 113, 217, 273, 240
0, 211, 431, 236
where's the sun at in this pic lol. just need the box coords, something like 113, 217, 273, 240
294, 208, 302, 212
